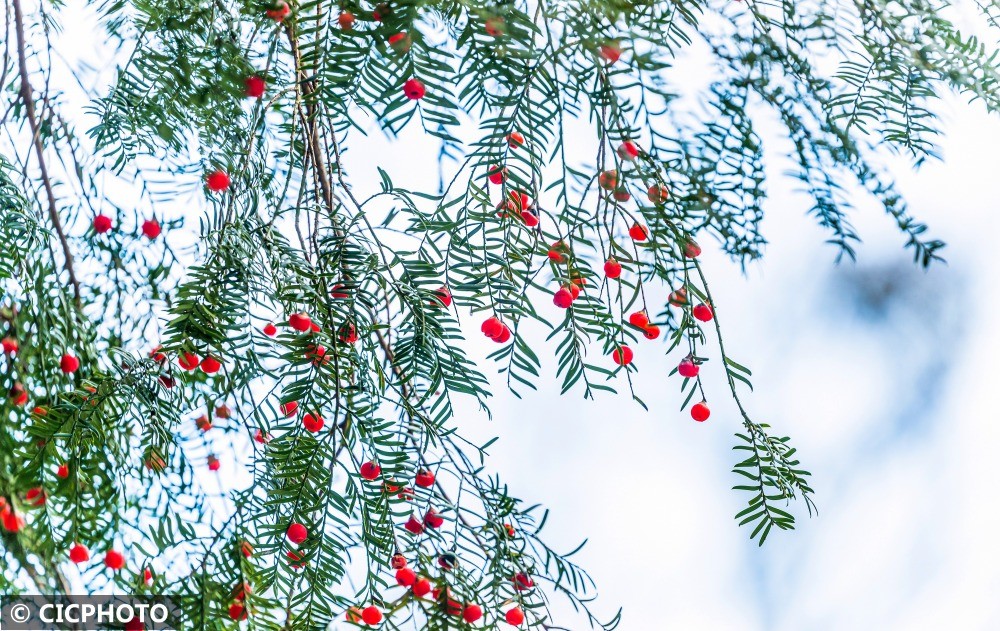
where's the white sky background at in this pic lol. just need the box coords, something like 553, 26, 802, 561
47, 1, 1000, 629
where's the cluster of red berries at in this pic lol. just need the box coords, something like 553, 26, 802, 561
91, 214, 161, 239
481, 316, 512, 344
62, 542, 127, 571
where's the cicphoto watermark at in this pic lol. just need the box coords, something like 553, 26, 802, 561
0, 595, 179, 630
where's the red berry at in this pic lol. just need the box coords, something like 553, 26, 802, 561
691, 401, 711, 422
1, 336, 17, 354
669, 288, 688, 307
390, 553, 407, 569
254, 429, 271, 444
506, 131, 524, 148
553, 288, 573, 309
506, 607, 526, 626
60, 353, 80, 374
361, 606, 382, 625
207, 455, 221, 471
599, 42, 622, 64
200, 355, 221, 374
485, 16, 505, 36
206, 170, 230, 192
286, 522, 308, 544
512, 572, 534, 591
678, 358, 699, 378
629, 223, 649, 241
265, 0, 290, 21
647, 184, 669, 204
244, 75, 266, 98
240, 541, 254, 558
604, 258, 622, 278
415, 469, 435, 488
338, 323, 358, 344
104, 549, 125, 570
684, 239, 702, 258
360, 461, 381, 480
124, 616, 144, 631
424, 509, 444, 529
434, 286, 452, 307
143, 567, 154, 586
303, 412, 324, 433
69, 543, 90, 564
463, 604, 483, 623
195, 415, 212, 432
693, 303, 714, 322
568, 283, 581, 300
494, 323, 511, 343
628, 311, 649, 328
612, 345, 633, 366
56, 463, 69, 478
288, 312, 311, 331
337, 11, 355, 29
643, 325, 660, 340
178, 351, 199, 370
403, 78, 426, 100
215, 404, 231, 419
487, 164, 508, 184
228, 602, 247, 621
262, 322, 277, 337
388, 32, 411, 53
141, 219, 161, 239
412, 577, 432, 597
280, 401, 298, 416
481, 317, 503, 339
404, 515, 425, 535
396, 567, 417, 587
613, 187, 631, 202
598, 170, 617, 190
520, 210, 539, 227
93, 214, 113, 233
617, 140, 640, 161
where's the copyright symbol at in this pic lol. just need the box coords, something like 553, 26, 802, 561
9, 603, 31, 623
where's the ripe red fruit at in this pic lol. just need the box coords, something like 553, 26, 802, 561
520, 210, 539, 227
143, 567, 154, 586
599, 41, 622, 64
628, 311, 649, 328
200, 355, 221, 374
613, 187, 631, 202
338, 323, 358, 344
124, 616, 144, 631
196, 415, 212, 432
494, 323, 511, 343
604, 258, 622, 278
240, 541, 254, 558
434, 286, 452, 307
684, 238, 703, 258
403, 78, 426, 100
553, 288, 573, 309
487, 164, 508, 184
337, 11, 355, 29
207, 455, 221, 471
23, 487, 44, 507
60, 353, 80, 374
2, 508, 25, 532
415, 469, 435, 488
506, 131, 525, 148
647, 184, 670, 204
463, 604, 483, 623
254, 429, 272, 444
303, 412, 324, 433
287, 550, 306, 569
286, 522, 308, 544
346, 607, 363, 623
612, 345, 633, 366
69, 543, 90, 564
396, 567, 417, 587
215, 404, 231, 419
262, 322, 277, 337
617, 140, 640, 161
691, 401, 711, 422
485, 16, 505, 36
360, 461, 381, 480
424, 509, 444, 529
228, 602, 247, 621
438, 553, 457, 570
678, 358, 699, 378
643, 325, 660, 340
629, 223, 649, 241
288, 312, 311, 331
56, 463, 69, 478
265, 0, 290, 21
373, 2, 390, 20
1, 336, 17, 354
412, 577, 432, 597
93, 214, 113, 233
693, 303, 714, 322
388, 32, 412, 53
390, 553, 407, 569
244, 75, 266, 98
481, 317, 503, 339
568, 283, 581, 300
506, 607, 526, 626
512, 572, 534, 591
598, 169, 617, 190
361, 606, 383, 625
206, 170, 230, 192
280, 401, 298, 417
141, 219, 161, 239
104, 549, 125, 570
404, 515, 425, 535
